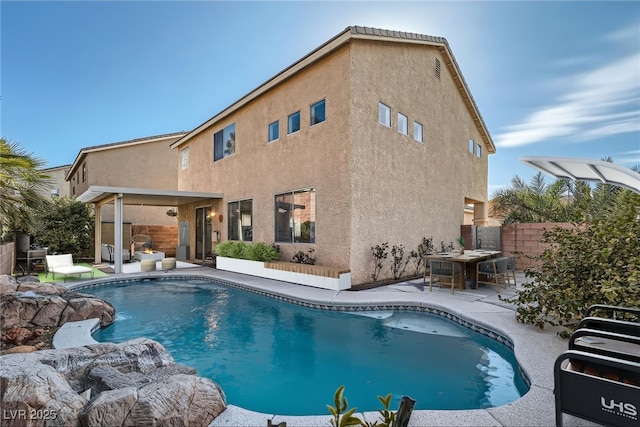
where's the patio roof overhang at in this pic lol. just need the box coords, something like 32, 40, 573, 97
77, 185, 223, 206
520, 156, 640, 194
77, 186, 223, 274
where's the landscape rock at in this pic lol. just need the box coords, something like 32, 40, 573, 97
0, 282, 115, 329
0, 338, 226, 427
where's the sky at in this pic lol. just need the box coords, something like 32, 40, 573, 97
2, 1, 639, 195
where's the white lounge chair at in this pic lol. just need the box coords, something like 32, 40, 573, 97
45, 254, 94, 282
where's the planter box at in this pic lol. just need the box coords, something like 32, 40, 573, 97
216, 256, 351, 291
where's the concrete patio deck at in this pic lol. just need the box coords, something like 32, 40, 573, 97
64, 267, 595, 426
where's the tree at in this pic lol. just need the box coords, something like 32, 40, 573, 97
33, 197, 94, 257
502, 190, 640, 336
0, 138, 52, 241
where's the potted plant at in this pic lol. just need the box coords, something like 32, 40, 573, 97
456, 236, 465, 254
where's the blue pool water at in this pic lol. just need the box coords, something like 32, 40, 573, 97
86, 278, 528, 415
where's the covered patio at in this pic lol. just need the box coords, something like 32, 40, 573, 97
77, 186, 222, 274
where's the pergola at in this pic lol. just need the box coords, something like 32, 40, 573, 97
77, 186, 222, 273
520, 156, 640, 194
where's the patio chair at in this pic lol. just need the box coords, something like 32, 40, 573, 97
476, 257, 509, 294
428, 260, 461, 294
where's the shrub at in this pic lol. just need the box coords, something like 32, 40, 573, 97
390, 244, 409, 280
291, 248, 317, 265
501, 191, 640, 337
371, 242, 389, 283
242, 242, 280, 262
215, 241, 247, 258
215, 241, 279, 262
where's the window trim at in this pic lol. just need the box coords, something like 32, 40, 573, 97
274, 188, 316, 244
268, 120, 279, 142
310, 99, 326, 127
397, 112, 408, 135
227, 199, 253, 242
180, 147, 189, 170
214, 122, 236, 162
378, 102, 391, 127
287, 111, 301, 135
413, 121, 424, 143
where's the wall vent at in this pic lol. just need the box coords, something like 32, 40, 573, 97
435, 58, 441, 80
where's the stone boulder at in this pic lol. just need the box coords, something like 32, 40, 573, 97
0, 281, 115, 329
0, 338, 226, 427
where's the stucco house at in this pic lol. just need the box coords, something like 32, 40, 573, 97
169, 26, 495, 285
68, 132, 186, 256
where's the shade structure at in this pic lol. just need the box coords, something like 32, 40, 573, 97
520, 156, 640, 194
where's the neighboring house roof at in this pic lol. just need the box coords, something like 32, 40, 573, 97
66, 131, 186, 181
170, 25, 495, 154
42, 164, 72, 172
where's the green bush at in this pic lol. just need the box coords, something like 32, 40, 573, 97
502, 191, 640, 337
215, 241, 247, 258
215, 240, 279, 262
242, 241, 280, 262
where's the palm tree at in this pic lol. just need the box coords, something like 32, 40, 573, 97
490, 172, 576, 224
0, 138, 52, 241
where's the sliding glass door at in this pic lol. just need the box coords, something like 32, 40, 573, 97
195, 207, 212, 260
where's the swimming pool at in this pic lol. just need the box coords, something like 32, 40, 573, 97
85, 278, 529, 415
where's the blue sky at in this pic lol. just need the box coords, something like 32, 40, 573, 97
2, 1, 639, 194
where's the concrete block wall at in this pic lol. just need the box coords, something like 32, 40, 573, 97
501, 222, 575, 270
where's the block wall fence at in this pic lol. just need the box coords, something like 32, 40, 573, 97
462, 222, 576, 270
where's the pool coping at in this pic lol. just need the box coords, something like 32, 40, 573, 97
63, 268, 585, 426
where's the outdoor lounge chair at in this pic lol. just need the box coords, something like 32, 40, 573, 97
45, 254, 94, 282
428, 260, 461, 294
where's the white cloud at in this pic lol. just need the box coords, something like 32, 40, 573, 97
495, 33, 640, 148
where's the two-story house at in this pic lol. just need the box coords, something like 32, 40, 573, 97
170, 26, 495, 285
68, 132, 186, 256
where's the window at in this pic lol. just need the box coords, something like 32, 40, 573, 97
275, 188, 316, 243
397, 113, 408, 135
469, 139, 475, 154
214, 123, 236, 161
268, 121, 279, 142
228, 199, 253, 241
414, 121, 423, 143
288, 111, 301, 134
476, 143, 482, 158
310, 99, 326, 126
378, 103, 391, 127
180, 147, 189, 170
82, 163, 86, 182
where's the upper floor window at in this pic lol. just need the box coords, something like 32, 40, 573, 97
268, 121, 279, 142
275, 188, 316, 243
378, 102, 391, 127
476, 143, 482, 158
469, 139, 475, 154
288, 111, 301, 134
228, 199, 253, 241
214, 123, 236, 161
414, 121, 424, 143
82, 163, 86, 182
180, 147, 189, 170
310, 99, 326, 126
398, 112, 408, 135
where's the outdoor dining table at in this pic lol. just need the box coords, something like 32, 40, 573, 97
424, 250, 502, 289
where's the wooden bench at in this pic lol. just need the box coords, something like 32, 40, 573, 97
263, 261, 350, 278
